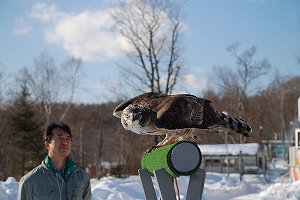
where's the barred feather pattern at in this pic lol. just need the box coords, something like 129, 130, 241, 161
208, 111, 252, 137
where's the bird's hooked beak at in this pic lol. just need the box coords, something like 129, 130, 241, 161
132, 106, 142, 121
132, 112, 141, 122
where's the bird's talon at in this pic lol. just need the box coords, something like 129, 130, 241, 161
145, 145, 158, 154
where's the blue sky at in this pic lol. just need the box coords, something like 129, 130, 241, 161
0, 0, 299, 103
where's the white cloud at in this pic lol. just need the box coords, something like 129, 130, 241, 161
27, 3, 66, 22
95, 80, 119, 89
14, 26, 31, 35
183, 74, 207, 89
27, 3, 129, 62
195, 67, 204, 73
14, 18, 31, 35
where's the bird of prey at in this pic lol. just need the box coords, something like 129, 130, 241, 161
113, 92, 252, 148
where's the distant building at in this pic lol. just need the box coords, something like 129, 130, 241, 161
260, 140, 294, 161
199, 143, 261, 174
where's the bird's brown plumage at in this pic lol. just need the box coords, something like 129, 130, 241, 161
113, 92, 252, 147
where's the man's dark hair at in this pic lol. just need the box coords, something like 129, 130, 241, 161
43, 122, 72, 142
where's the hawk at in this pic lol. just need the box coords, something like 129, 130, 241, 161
113, 92, 252, 148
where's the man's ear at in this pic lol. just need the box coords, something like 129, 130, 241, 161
44, 141, 50, 150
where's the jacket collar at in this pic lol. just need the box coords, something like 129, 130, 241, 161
44, 156, 78, 181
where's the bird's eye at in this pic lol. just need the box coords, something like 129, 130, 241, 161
124, 113, 129, 118
133, 106, 140, 113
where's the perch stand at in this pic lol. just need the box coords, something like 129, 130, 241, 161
139, 140, 206, 200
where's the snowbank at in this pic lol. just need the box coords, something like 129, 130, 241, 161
2, 172, 298, 200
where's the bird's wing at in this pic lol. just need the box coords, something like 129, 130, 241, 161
113, 92, 212, 130
113, 92, 163, 118
152, 94, 208, 130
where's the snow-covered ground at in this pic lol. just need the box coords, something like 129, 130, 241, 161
1, 172, 299, 200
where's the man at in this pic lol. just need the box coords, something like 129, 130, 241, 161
18, 122, 92, 200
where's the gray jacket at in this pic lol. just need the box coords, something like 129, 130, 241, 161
18, 157, 92, 200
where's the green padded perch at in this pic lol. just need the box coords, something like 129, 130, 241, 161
141, 140, 202, 178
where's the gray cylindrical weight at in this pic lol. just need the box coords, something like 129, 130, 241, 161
169, 141, 201, 175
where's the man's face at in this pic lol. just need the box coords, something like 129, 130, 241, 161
45, 128, 72, 159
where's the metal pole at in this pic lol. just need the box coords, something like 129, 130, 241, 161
80, 127, 82, 167
223, 111, 229, 176
239, 150, 242, 181
121, 132, 123, 164
298, 97, 300, 127
298, 97, 300, 123
225, 134, 229, 176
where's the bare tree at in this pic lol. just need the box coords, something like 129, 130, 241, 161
267, 75, 300, 140
0, 62, 12, 180
59, 57, 86, 121
0, 62, 9, 103
110, 0, 186, 96
212, 42, 271, 143
22, 52, 59, 124
296, 22, 300, 66
296, 50, 300, 66
20, 52, 85, 123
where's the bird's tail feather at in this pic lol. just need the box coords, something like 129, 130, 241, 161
214, 111, 252, 138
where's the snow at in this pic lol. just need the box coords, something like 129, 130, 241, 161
0, 177, 19, 200
1, 172, 299, 200
2, 143, 295, 199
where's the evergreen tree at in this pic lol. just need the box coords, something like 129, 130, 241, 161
7, 84, 46, 176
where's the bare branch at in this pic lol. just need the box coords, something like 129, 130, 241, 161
60, 57, 86, 121
211, 43, 272, 143
0, 62, 9, 102
109, 0, 186, 95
